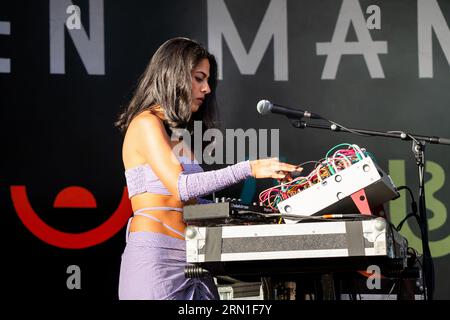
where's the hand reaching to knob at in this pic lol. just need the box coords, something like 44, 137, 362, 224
249, 157, 303, 180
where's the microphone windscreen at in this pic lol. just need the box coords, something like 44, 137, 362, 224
256, 100, 272, 115
438, 137, 450, 145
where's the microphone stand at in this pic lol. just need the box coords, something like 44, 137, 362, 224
289, 118, 450, 301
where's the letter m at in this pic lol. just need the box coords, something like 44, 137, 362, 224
207, 0, 288, 81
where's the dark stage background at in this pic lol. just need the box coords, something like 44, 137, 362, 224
1, 0, 450, 299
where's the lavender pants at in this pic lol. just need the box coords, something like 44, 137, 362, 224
118, 231, 219, 300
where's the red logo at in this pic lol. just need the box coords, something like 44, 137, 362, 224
10, 185, 132, 249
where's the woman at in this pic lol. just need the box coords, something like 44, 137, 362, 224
116, 37, 300, 300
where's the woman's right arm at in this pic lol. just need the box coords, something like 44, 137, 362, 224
177, 158, 301, 201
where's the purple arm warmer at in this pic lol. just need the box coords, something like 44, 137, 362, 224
178, 160, 253, 201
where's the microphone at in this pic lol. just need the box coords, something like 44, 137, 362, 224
256, 100, 322, 120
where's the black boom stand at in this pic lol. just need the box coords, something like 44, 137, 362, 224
289, 118, 450, 300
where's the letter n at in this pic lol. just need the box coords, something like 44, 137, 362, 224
50, 0, 105, 75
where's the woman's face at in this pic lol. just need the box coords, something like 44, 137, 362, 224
191, 58, 211, 113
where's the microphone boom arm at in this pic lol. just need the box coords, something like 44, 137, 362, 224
289, 117, 450, 301
291, 119, 450, 145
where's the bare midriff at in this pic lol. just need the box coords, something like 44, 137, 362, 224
129, 192, 197, 240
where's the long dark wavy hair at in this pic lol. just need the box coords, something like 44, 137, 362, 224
115, 37, 218, 133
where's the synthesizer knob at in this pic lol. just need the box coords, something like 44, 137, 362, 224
185, 226, 197, 239
374, 217, 386, 231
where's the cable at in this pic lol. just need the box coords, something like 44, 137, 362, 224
391, 129, 434, 300
386, 281, 397, 300
394, 186, 421, 231
397, 185, 418, 214
259, 143, 369, 209
396, 181, 433, 299
396, 213, 421, 231
387, 130, 421, 144
328, 119, 373, 137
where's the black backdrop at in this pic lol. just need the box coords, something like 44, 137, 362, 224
1, 0, 450, 299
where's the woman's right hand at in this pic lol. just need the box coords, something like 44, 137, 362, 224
249, 158, 302, 180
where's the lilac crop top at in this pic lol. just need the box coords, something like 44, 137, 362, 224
125, 156, 203, 197
124, 156, 252, 201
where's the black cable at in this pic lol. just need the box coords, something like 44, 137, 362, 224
407, 247, 426, 300
406, 191, 434, 300
397, 185, 418, 215
395, 185, 421, 231
410, 140, 434, 300
396, 213, 421, 231
409, 247, 423, 270
392, 186, 429, 299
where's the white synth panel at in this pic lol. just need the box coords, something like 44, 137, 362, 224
277, 156, 395, 217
